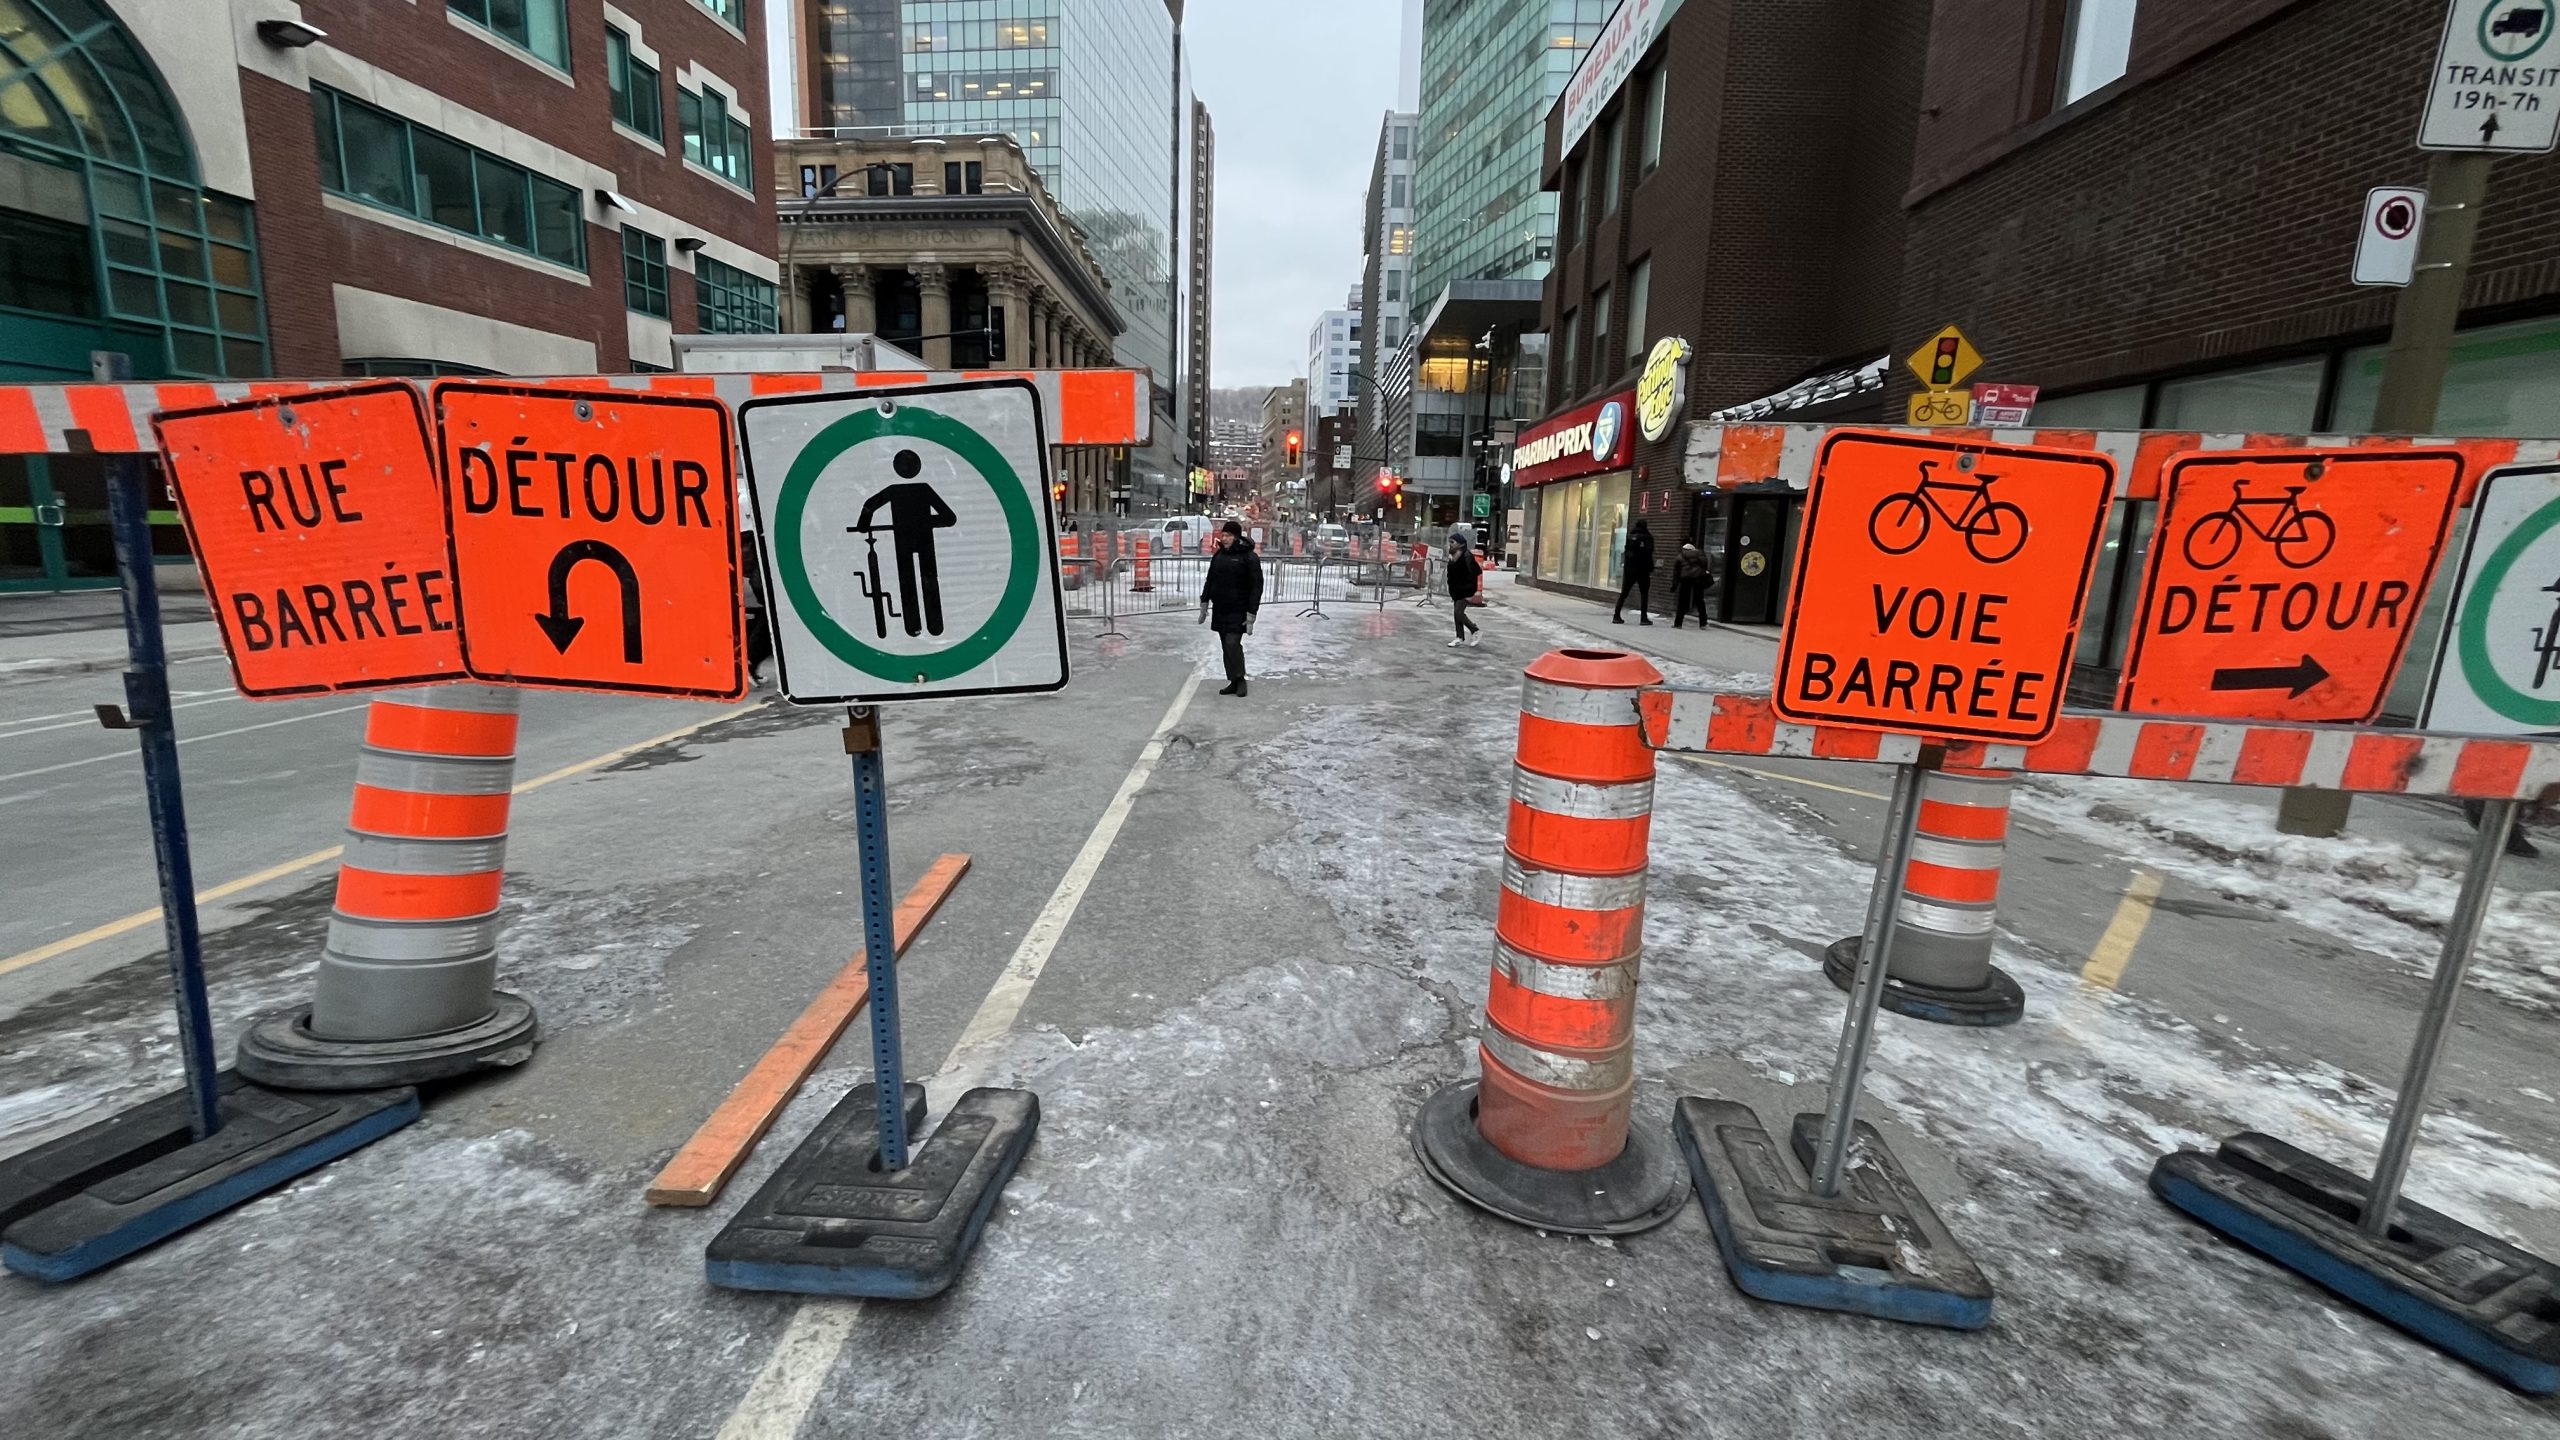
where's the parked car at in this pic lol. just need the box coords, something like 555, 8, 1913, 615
1314, 523, 1351, 559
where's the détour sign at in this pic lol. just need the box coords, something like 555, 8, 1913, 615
1560, 0, 1687, 155
1513, 389, 1639, 487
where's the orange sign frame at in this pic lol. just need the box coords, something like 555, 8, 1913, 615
1773, 430, 2116, 744
434, 382, 746, 701
153, 383, 467, 698
2115, 448, 2465, 724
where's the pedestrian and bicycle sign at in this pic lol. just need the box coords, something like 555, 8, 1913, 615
2117, 449, 2465, 723
2423, 461, 2560, 735
1774, 431, 2115, 743
155, 383, 467, 698
740, 377, 1067, 705
2421, 0, 2560, 152
436, 382, 746, 701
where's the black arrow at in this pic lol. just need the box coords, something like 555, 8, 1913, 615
536, 538, 643, 663
2483, 111, 2503, 145
2211, 655, 2329, 698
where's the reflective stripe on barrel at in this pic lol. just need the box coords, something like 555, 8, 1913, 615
1478, 649, 1663, 1173
312, 684, 521, 1041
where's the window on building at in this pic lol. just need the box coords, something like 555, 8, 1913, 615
678, 87, 753, 188
1385, 271, 1402, 302
1388, 224, 1412, 255
2152, 356, 2324, 432
697, 256, 778, 334
1590, 285, 1611, 380
606, 27, 661, 140
2030, 384, 2145, 428
799, 164, 840, 198
866, 163, 914, 196
1600, 115, 1624, 215
689, 0, 744, 26
1390, 174, 1408, 209
2333, 315, 2560, 436
2057, 0, 2138, 106
446, 0, 568, 69
1641, 69, 1667, 173
1392, 125, 1409, 161
944, 160, 983, 194
1624, 258, 1650, 366
312, 86, 585, 270
1560, 160, 1581, 245
1558, 309, 1578, 395
343, 357, 500, 377
623, 229, 668, 318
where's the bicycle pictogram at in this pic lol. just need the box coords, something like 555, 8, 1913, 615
2180, 479, 2337, 571
1909, 392, 1968, 425
1866, 460, 2031, 564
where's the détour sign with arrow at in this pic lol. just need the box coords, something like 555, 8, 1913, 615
2116, 448, 2466, 724
739, 377, 1067, 705
434, 381, 746, 700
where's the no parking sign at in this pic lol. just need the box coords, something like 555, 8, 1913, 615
740, 377, 1068, 705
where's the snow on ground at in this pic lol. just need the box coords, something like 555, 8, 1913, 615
2013, 776, 2560, 1015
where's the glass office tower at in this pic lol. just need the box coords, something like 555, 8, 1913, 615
803, 0, 1177, 386
1409, 0, 1613, 310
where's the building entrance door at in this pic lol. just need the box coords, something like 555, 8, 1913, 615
1720, 493, 1797, 624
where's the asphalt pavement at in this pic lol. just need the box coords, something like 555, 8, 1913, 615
1, 578, 2556, 1438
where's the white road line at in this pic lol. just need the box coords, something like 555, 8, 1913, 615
713, 672, 1203, 1440
0, 703, 368, 785
0, 691, 241, 742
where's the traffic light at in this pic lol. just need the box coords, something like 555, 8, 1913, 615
1929, 335, 1961, 388
1052, 481, 1067, 504
1285, 429, 1302, 466
1378, 473, 1401, 496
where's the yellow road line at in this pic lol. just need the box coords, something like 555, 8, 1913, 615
2080, 870, 2165, 991
0, 700, 766, 982
1674, 752, 1891, 801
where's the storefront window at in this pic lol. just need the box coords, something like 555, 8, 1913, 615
2331, 315, 2560, 437
1530, 473, 1631, 589
2104, 500, 2155, 667
2032, 383, 2144, 429
2152, 357, 2323, 432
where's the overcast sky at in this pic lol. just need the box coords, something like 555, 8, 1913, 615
1185, 3, 1405, 389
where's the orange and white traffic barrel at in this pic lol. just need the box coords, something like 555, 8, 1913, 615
237, 684, 540, 1089
1414, 649, 1686, 1234
1132, 533, 1154, 593
1823, 766, 2024, 1026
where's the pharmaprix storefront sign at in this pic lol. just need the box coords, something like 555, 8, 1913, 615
1514, 389, 1638, 487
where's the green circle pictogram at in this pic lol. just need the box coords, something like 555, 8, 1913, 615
2455, 493, 2560, 726
2481, 0, 2553, 62
773, 404, 1038, 683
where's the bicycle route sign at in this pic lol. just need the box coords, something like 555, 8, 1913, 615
2422, 462, 2560, 735
2117, 448, 2466, 723
1773, 430, 2116, 743
739, 377, 1067, 705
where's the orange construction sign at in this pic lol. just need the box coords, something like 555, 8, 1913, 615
1774, 430, 2116, 743
434, 382, 745, 700
153, 383, 467, 697
2116, 448, 2464, 723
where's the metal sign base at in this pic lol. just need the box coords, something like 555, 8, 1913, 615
0, 1074, 419, 1283
1674, 1099, 1993, 1330
705, 708, 1039, 1299
2152, 800, 2558, 1391
1674, 757, 1994, 1327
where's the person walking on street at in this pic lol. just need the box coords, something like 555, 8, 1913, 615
1613, 518, 1656, 625
1200, 519, 1264, 696
1445, 535, 1484, 648
1670, 542, 1714, 629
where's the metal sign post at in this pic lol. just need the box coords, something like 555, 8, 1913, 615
841, 706, 910, 1170
1807, 755, 1929, 1198
102, 447, 222, 1142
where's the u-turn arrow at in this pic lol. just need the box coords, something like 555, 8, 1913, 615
536, 538, 644, 663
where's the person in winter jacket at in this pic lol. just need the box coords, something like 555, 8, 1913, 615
1445, 535, 1484, 648
1614, 518, 1655, 625
1670, 542, 1714, 629
1198, 519, 1264, 696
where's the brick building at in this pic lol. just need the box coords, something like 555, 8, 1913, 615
1514, 0, 2560, 674
1, 0, 777, 591
1512, 0, 1925, 612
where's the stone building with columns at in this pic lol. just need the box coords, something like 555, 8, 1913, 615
773, 133, 1126, 509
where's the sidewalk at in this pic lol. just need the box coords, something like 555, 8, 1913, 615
0, 577, 222, 684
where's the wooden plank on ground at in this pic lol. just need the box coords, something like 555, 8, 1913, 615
644, 853, 971, 1207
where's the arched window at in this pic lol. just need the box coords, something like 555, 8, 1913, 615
0, 0, 269, 379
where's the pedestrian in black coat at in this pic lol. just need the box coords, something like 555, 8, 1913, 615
1198, 520, 1263, 696
1670, 542, 1714, 629
1614, 518, 1655, 625
1445, 536, 1484, 648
